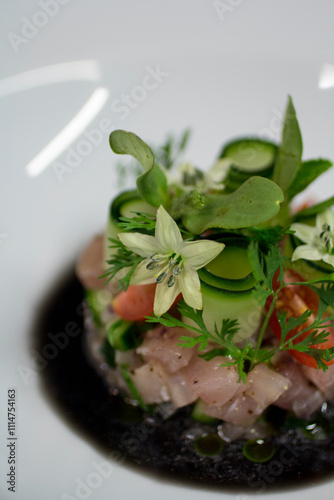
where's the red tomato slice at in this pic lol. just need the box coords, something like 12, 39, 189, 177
267, 270, 334, 368
112, 284, 157, 321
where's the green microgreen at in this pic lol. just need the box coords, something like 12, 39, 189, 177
106, 96, 334, 378
248, 243, 334, 370
146, 301, 255, 383
153, 128, 191, 170
245, 226, 290, 248
146, 240, 334, 377
101, 238, 142, 291
117, 211, 157, 232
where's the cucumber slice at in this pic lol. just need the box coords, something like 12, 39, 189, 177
104, 190, 156, 265
120, 364, 149, 411
100, 338, 116, 368
191, 399, 220, 425
198, 236, 256, 292
220, 138, 277, 192
85, 288, 112, 327
200, 281, 263, 344
107, 319, 140, 351
110, 190, 156, 221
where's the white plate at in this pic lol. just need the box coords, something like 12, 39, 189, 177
1, 1, 334, 499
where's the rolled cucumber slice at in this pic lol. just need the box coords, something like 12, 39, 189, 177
200, 281, 263, 344
107, 319, 140, 351
220, 138, 278, 192
196, 233, 263, 342
191, 399, 220, 425
198, 236, 256, 292
85, 288, 112, 327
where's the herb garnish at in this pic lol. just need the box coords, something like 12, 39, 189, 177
104, 95, 334, 376
101, 238, 142, 291
146, 244, 334, 378
146, 301, 255, 383
117, 211, 157, 233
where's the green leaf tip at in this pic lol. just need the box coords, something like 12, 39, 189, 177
109, 130, 154, 172
109, 130, 168, 207
272, 95, 303, 192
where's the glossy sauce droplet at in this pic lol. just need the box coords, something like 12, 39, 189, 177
242, 439, 275, 463
194, 433, 224, 456
303, 420, 331, 441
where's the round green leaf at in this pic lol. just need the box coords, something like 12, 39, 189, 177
182, 177, 284, 234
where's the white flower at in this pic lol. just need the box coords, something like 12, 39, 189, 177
290, 208, 334, 267
177, 159, 230, 192
118, 206, 225, 316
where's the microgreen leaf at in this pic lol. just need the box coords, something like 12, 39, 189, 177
286, 158, 333, 200
272, 96, 303, 192
181, 176, 284, 234
110, 130, 154, 172
136, 164, 168, 208
292, 196, 334, 221
109, 130, 168, 207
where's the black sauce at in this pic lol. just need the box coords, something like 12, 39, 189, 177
242, 439, 275, 463
35, 271, 334, 492
194, 434, 224, 456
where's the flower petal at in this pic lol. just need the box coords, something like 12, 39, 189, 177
291, 244, 327, 262
182, 240, 225, 269
179, 267, 202, 310
320, 253, 334, 268
316, 209, 334, 231
129, 259, 159, 285
290, 223, 318, 245
155, 205, 183, 253
118, 232, 162, 257
153, 280, 181, 316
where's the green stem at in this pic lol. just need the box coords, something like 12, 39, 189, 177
250, 290, 279, 370
287, 278, 334, 286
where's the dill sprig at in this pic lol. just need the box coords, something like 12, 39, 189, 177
153, 128, 191, 170
101, 238, 142, 291
117, 211, 156, 232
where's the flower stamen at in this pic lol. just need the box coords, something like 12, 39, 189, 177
173, 265, 183, 275
150, 253, 165, 262
320, 224, 334, 253
156, 272, 167, 283
146, 261, 160, 270
167, 275, 176, 287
